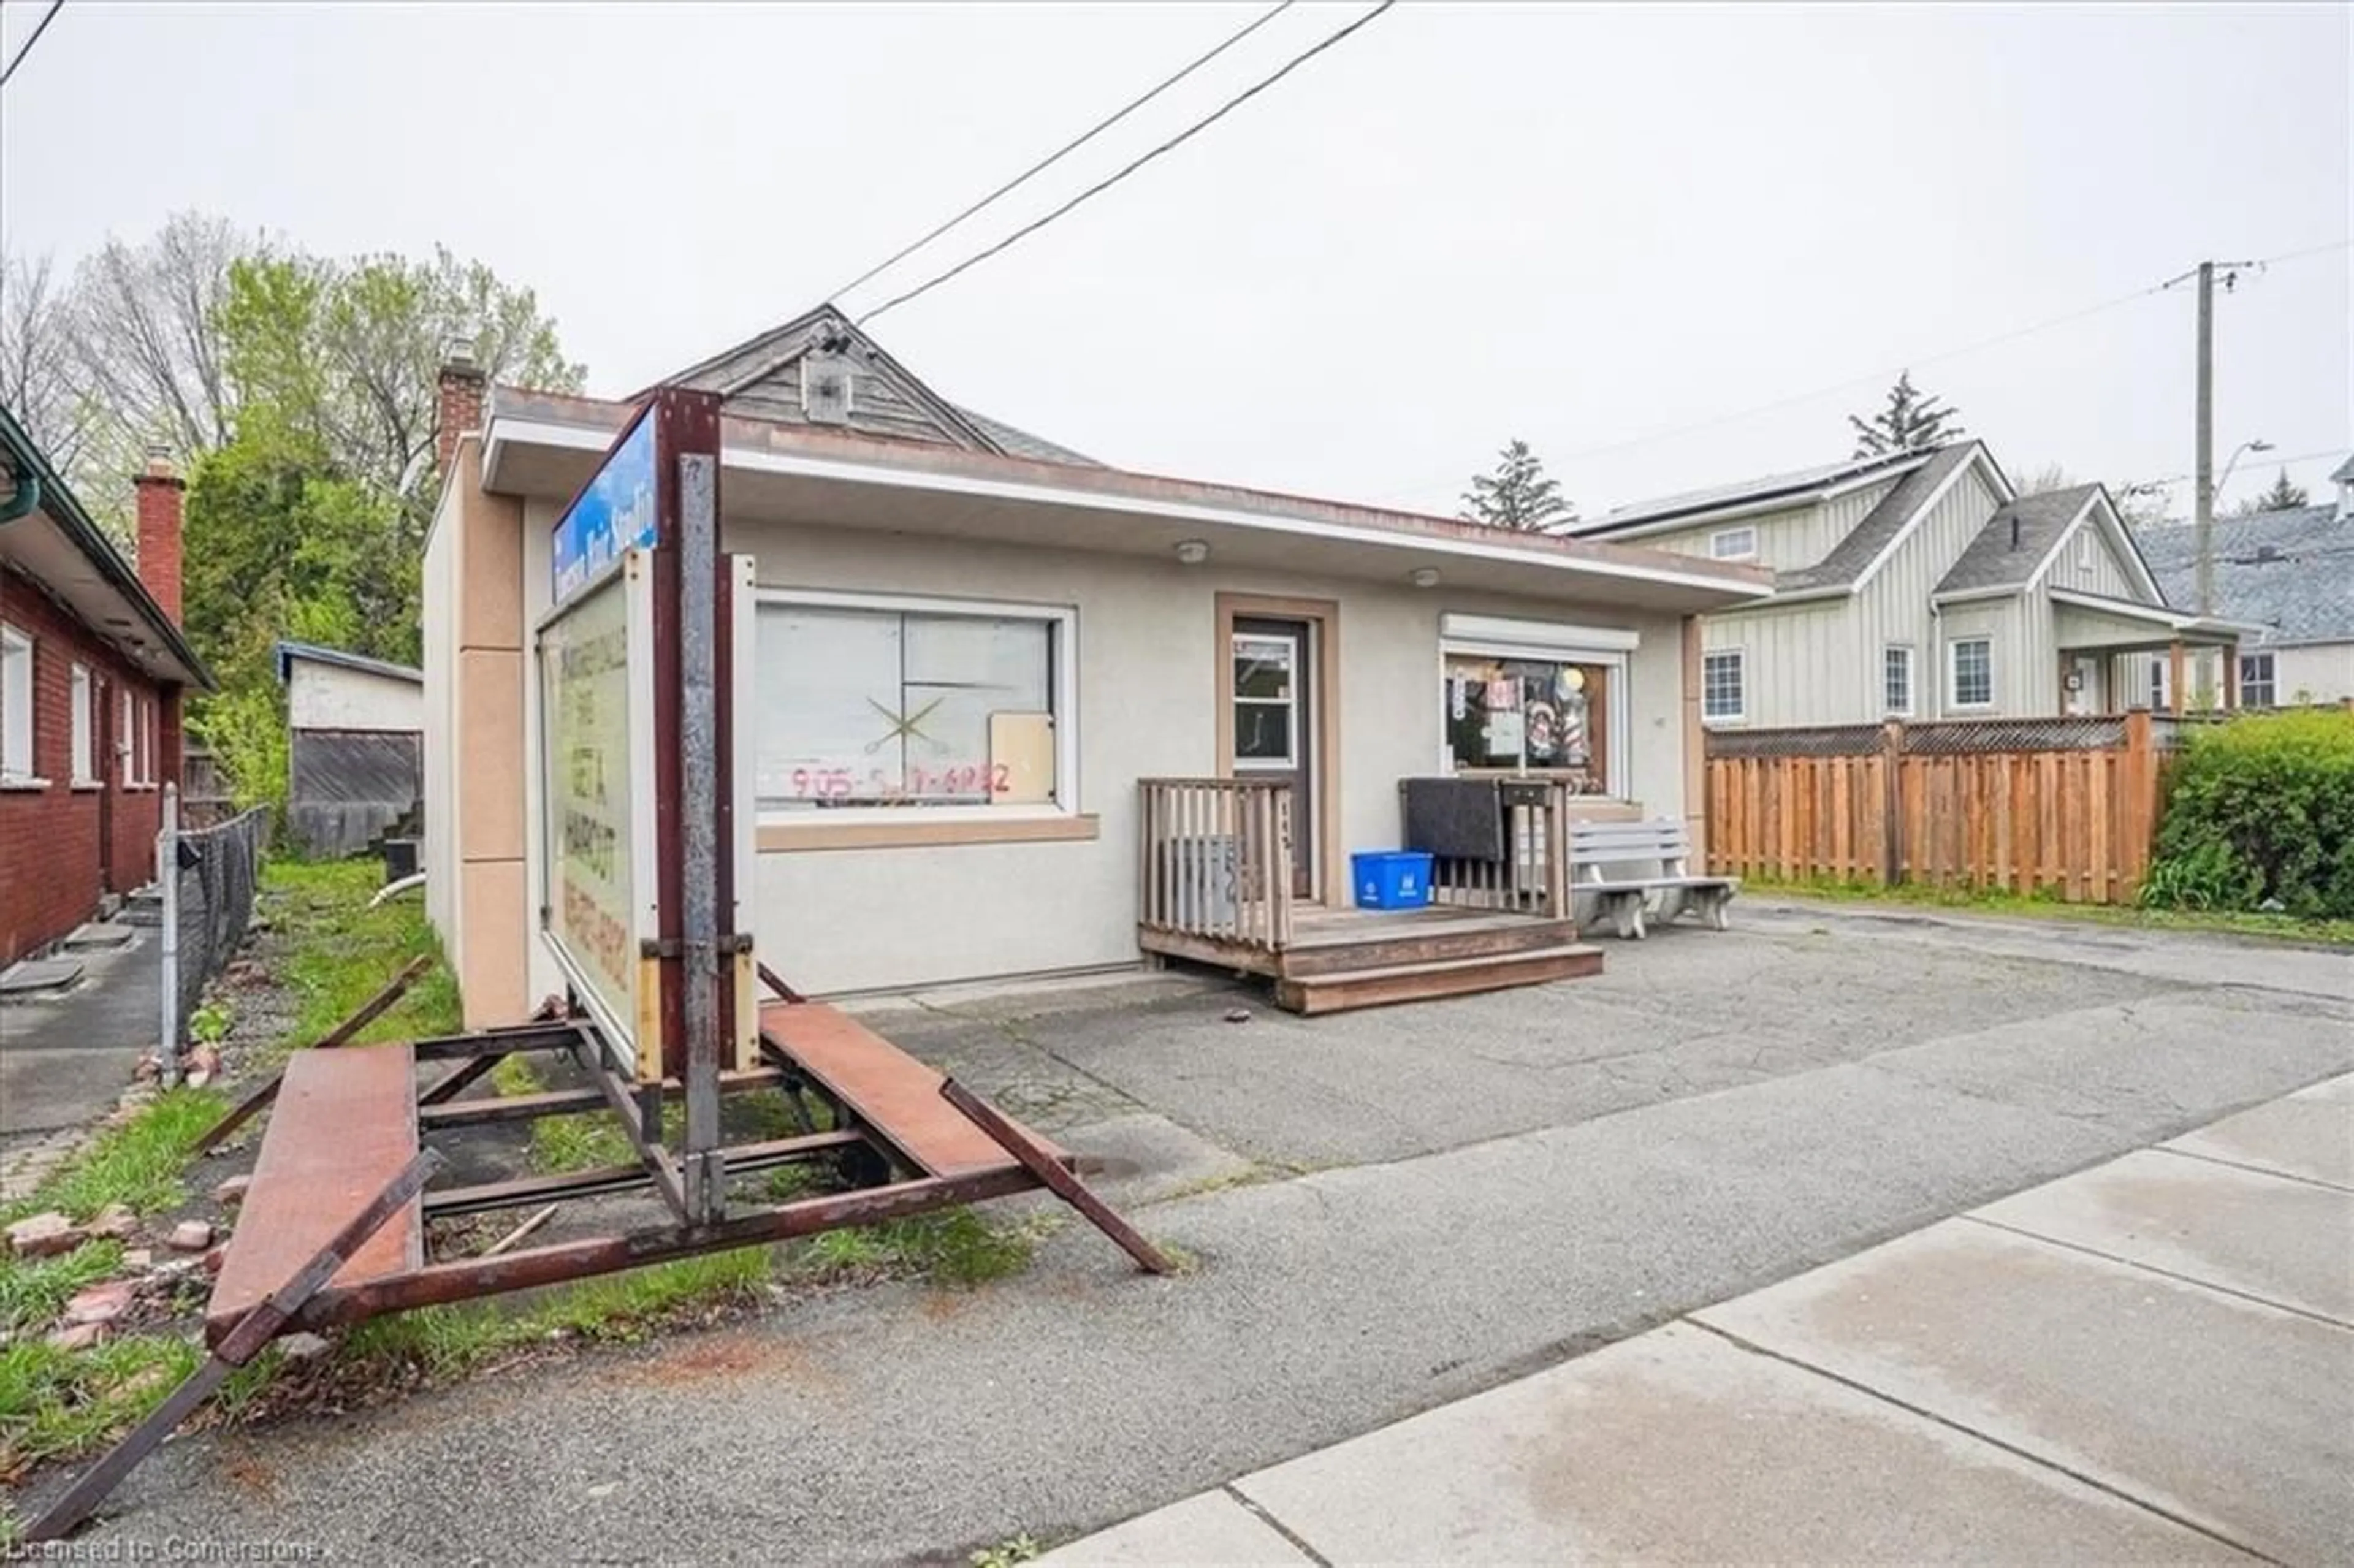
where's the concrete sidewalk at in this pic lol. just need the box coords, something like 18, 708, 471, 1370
1045, 1075, 2354, 1565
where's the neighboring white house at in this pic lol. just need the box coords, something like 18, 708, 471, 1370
2135, 456, 2354, 708
1563, 443, 2253, 727
419, 305, 1769, 1023
274, 640, 424, 857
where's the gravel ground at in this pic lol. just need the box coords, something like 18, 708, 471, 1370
30, 905, 2352, 1563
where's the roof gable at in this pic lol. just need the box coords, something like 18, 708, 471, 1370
652, 305, 1097, 466
1775, 441, 1994, 595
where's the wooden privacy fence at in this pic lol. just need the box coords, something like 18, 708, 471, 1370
1137, 777, 1295, 953
1705, 711, 2188, 904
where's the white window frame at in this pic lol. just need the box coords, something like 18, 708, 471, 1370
1949, 636, 1995, 710
1709, 525, 1758, 561
1701, 648, 1746, 724
118, 691, 137, 786
1, 623, 38, 786
1436, 623, 1636, 799
2076, 530, 2094, 573
1231, 630, 1303, 774
1883, 644, 1914, 718
751, 587, 1079, 825
142, 696, 158, 786
2238, 650, 2276, 709
70, 664, 96, 786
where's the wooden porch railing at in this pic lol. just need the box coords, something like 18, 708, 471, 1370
1417, 778, 1572, 916
1137, 778, 1294, 953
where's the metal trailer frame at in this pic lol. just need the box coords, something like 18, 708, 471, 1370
21, 386, 1171, 1543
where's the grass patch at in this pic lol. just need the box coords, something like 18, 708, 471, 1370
782, 1209, 1042, 1289
1746, 876, 2354, 947
0, 1087, 227, 1231
261, 857, 462, 1060
0, 1242, 125, 1338
340, 1249, 775, 1378
0, 1333, 201, 1483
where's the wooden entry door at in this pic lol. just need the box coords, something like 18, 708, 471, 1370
1229, 616, 1316, 898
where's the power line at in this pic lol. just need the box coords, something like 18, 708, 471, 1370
829, 2, 1298, 307
1377, 237, 2352, 506
0, 0, 64, 91
856, 0, 1397, 328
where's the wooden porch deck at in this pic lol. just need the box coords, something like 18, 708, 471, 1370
1137, 777, 1601, 1014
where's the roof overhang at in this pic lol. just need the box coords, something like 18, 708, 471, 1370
2050, 587, 2263, 644
484, 394, 1773, 615
274, 639, 423, 687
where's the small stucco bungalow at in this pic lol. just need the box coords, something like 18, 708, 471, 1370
421, 307, 1767, 1024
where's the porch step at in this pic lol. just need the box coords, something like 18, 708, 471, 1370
1273, 943, 1602, 1016
120, 886, 165, 927
1275, 916, 1580, 978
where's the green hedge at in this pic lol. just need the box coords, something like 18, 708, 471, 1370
2143, 709, 2354, 918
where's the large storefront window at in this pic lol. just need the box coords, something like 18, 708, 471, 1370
1442, 651, 1612, 795
755, 595, 1068, 812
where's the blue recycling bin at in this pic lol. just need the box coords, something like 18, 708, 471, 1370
1352, 850, 1433, 910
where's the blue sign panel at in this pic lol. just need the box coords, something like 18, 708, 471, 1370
551, 413, 658, 604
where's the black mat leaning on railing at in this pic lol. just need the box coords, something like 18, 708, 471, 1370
1400, 777, 1506, 862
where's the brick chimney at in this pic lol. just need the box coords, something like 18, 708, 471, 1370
436, 337, 487, 480
132, 445, 185, 625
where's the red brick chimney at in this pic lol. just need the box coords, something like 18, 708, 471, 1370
437, 338, 487, 480
132, 445, 185, 625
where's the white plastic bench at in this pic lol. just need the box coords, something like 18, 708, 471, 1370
1566, 819, 1739, 940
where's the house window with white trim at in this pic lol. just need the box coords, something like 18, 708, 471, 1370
119, 691, 135, 783
1949, 637, 1994, 709
70, 664, 94, 784
753, 593, 1072, 814
1883, 644, 1914, 717
1702, 650, 1745, 722
2238, 651, 2274, 709
1709, 526, 1757, 561
1, 624, 34, 783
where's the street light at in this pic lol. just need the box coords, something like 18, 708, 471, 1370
2215, 438, 2274, 504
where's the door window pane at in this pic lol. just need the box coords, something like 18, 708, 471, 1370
1233, 704, 1294, 763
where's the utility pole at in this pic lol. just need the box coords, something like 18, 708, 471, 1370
2166, 259, 2256, 614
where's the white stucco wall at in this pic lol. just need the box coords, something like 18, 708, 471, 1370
506, 513, 1693, 998
288, 659, 423, 733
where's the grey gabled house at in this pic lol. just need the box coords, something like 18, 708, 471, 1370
1564, 442, 2253, 726
2134, 457, 2354, 708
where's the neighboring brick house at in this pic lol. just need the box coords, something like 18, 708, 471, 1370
0, 406, 213, 967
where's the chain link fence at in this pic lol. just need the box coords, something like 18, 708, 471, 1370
163, 793, 270, 1060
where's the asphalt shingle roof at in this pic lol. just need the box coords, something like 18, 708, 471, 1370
2136, 504, 2354, 645
1933, 484, 2100, 596
1775, 442, 1981, 593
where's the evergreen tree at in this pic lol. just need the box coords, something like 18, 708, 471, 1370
1849, 371, 1965, 457
1460, 439, 1573, 530
2252, 470, 2309, 512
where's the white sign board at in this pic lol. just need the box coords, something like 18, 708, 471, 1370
537, 552, 658, 1075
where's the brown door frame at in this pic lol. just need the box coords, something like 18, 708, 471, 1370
1214, 593, 1341, 905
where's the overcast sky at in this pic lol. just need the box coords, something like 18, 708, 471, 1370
2, 2, 2346, 517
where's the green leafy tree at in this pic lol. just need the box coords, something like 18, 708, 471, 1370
1461, 439, 1574, 530
1849, 371, 1965, 457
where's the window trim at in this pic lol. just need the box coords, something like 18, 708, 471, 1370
750, 586, 1080, 831
1701, 647, 1746, 725
2238, 650, 2276, 709
1708, 525, 1759, 561
1883, 643, 1915, 718
1948, 635, 1995, 711
69, 663, 96, 785
1, 622, 39, 786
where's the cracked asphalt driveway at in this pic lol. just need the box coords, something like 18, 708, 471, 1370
44, 901, 2353, 1564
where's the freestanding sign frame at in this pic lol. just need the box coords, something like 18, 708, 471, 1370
533, 389, 754, 1224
